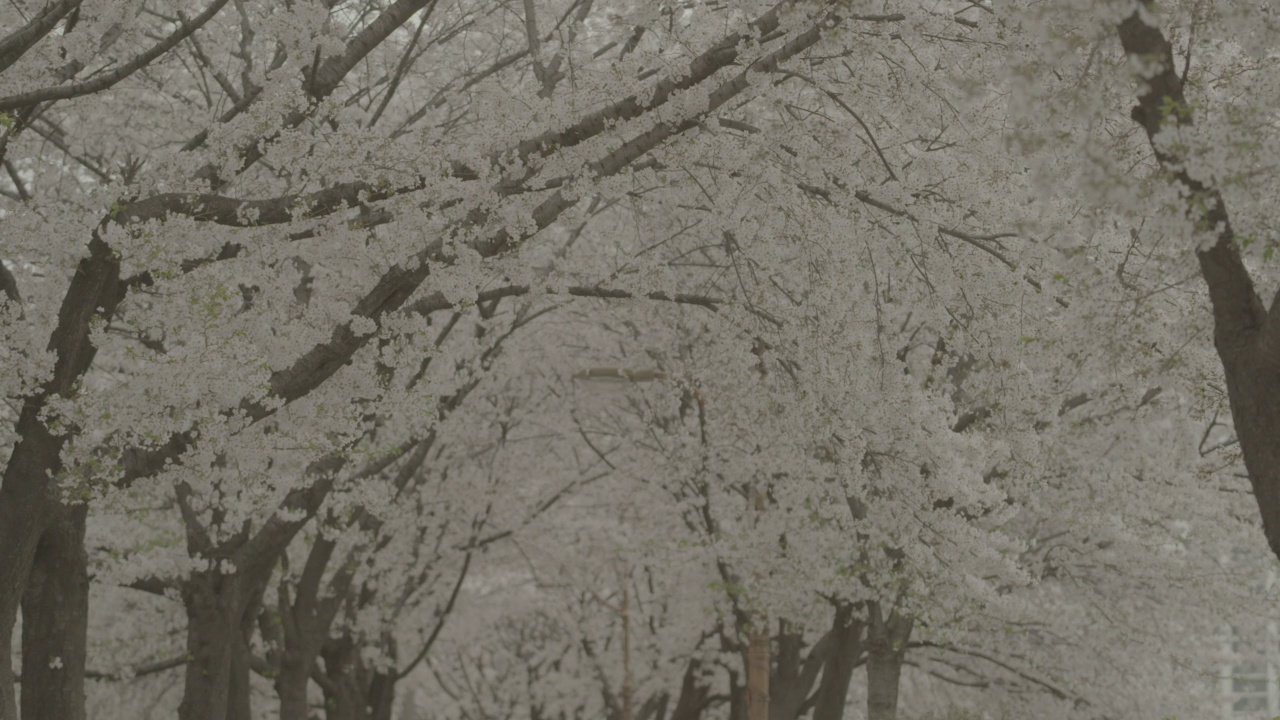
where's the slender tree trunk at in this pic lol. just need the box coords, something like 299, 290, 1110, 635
768, 627, 804, 720
747, 627, 769, 720
727, 668, 746, 720
865, 605, 912, 720
19, 506, 89, 720
811, 606, 865, 720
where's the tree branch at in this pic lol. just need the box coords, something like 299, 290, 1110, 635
0, 0, 82, 75
1116, 2, 1265, 355
0, 0, 234, 112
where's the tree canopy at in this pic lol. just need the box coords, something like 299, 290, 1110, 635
2, 1, 1279, 719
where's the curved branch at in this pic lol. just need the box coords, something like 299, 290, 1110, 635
1116, 3, 1264, 352
395, 550, 471, 680
0, 0, 234, 112
910, 641, 1084, 705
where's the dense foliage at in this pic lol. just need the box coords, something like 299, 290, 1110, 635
2, 1, 1279, 719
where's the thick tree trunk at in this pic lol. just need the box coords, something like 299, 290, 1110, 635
768, 629, 805, 720
1116, 4, 1280, 563
19, 506, 89, 720
1, 238, 126, 720
811, 606, 865, 720
225, 606, 256, 720
275, 649, 314, 720
0, 411, 68, 720
179, 586, 241, 720
178, 571, 265, 720
865, 605, 911, 720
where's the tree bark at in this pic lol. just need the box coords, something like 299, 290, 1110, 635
746, 628, 769, 720
865, 604, 911, 720
667, 658, 712, 720
272, 535, 355, 720
19, 505, 89, 720
768, 616, 836, 720
225, 602, 257, 720
274, 649, 312, 720
177, 568, 267, 720
727, 668, 746, 720
1116, 2, 1280, 563
768, 628, 804, 720
811, 605, 865, 720
0, 236, 125, 720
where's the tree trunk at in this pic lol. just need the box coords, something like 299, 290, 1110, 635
746, 628, 769, 720
178, 570, 265, 720
1, 232, 127, 720
727, 669, 746, 720
811, 606, 865, 720
225, 606, 256, 720
1115, 4, 1280, 563
320, 634, 385, 720
275, 648, 314, 720
19, 506, 89, 720
865, 605, 911, 720
273, 536, 353, 720
667, 658, 711, 720
366, 666, 396, 720
768, 616, 834, 720
768, 628, 805, 720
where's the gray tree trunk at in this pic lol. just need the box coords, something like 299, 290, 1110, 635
811, 605, 865, 720
865, 604, 911, 720
1117, 3, 1280, 564
19, 507, 88, 720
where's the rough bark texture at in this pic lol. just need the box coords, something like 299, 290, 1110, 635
865, 604, 911, 720
1117, 3, 1280, 562
19, 506, 89, 720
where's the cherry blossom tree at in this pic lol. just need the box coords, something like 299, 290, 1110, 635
4, 1, 1280, 720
